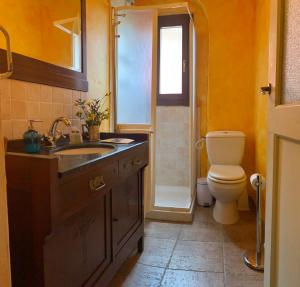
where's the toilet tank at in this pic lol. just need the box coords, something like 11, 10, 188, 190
206, 131, 246, 165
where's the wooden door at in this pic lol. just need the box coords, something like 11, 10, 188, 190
264, 0, 300, 286
112, 173, 142, 256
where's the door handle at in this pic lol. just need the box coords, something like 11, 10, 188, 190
183, 59, 187, 73
0, 25, 13, 79
260, 84, 272, 95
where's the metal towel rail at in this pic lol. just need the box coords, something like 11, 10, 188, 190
0, 25, 13, 79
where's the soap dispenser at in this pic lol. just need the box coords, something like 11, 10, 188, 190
23, 120, 42, 153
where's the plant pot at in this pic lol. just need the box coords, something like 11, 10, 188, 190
88, 125, 100, 141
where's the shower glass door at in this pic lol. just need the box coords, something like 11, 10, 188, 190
114, 7, 157, 214
113, 5, 196, 217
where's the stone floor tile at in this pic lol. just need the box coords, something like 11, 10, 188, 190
161, 269, 224, 287
224, 273, 264, 287
222, 223, 256, 243
138, 237, 176, 268
223, 242, 263, 277
194, 207, 216, 224
109, 263, 165, 287
238, 211, 256, 224
144, 220, 182, 239
169, 240, 223, 272
223, 241, 256, 258
179, 222, 223, 242
224, 255, 263, 278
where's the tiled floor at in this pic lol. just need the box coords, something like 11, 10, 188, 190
109, 207, 264, 287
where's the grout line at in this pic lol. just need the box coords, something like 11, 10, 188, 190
222, 240, 227, 287
157, 224, 182, 286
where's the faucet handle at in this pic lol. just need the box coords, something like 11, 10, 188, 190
41, 134, 55, 147
55, 129, 67, 139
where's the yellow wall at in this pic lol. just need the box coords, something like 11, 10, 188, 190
254, 0, 270, 213
254, 0, 269, 178
202, 0, 257, 186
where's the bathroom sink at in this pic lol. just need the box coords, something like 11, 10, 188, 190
54, 145, 115, 156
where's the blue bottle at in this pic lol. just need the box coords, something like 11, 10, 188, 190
23, 120, 42, 154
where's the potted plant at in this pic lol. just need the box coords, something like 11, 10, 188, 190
75, 93, 110, 141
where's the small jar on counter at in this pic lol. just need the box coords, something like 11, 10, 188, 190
69, 127, 83, 145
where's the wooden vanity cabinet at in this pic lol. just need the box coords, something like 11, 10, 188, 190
43, 189, 112, 287
112, 172, 142, 257
6, 142, 148, 287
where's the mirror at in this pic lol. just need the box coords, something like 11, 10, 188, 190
0, 0, 87, 91
0, 0, 81, 72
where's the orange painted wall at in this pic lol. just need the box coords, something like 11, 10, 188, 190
254, 0, 269, 178
254, 0, 270, 213
200, 0, 257, 187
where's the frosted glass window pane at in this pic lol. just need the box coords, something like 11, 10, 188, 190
282, 0, 300, 104
116, 10, 152, 124
159, 26, 183, 94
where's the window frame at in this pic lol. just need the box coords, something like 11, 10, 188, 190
157, 14, 190, 106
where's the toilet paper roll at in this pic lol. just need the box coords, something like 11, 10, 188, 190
250, 173, 266, 191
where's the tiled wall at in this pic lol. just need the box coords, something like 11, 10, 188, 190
0, 79, 87, 140
155, 106, 190, 187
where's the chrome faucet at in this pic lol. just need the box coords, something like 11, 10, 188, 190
49, 117, 72, 138
42, 117, 72, 147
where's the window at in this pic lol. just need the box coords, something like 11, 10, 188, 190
157, 14, 190, 106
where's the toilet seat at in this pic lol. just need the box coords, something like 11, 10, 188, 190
208, 165, 246, 184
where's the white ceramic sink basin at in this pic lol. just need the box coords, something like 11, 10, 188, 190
54, 147, 114, 156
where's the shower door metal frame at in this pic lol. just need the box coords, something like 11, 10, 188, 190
111, 5, 158, 215
111, 3, 197, 218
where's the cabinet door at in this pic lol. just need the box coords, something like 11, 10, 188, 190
44, 192, 111, 287
112, 172, 142, 256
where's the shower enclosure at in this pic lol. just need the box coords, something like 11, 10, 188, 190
112, 2, 197, 221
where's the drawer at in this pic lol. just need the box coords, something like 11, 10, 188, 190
57, 161, 118, 218
119, 146, 148, 178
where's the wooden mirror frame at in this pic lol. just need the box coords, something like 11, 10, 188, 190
0, 0, 88, 92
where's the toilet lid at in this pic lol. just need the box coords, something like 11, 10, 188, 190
208, 165, 246, 181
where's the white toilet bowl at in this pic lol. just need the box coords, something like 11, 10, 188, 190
207, 164, 246, 224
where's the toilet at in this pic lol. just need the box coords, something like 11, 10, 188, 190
206, 131, 247, 224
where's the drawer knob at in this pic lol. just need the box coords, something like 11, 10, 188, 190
89, 176, 106, 192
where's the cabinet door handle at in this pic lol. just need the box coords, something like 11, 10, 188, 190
133, 159, 142, 166
89, 176, 106, 192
